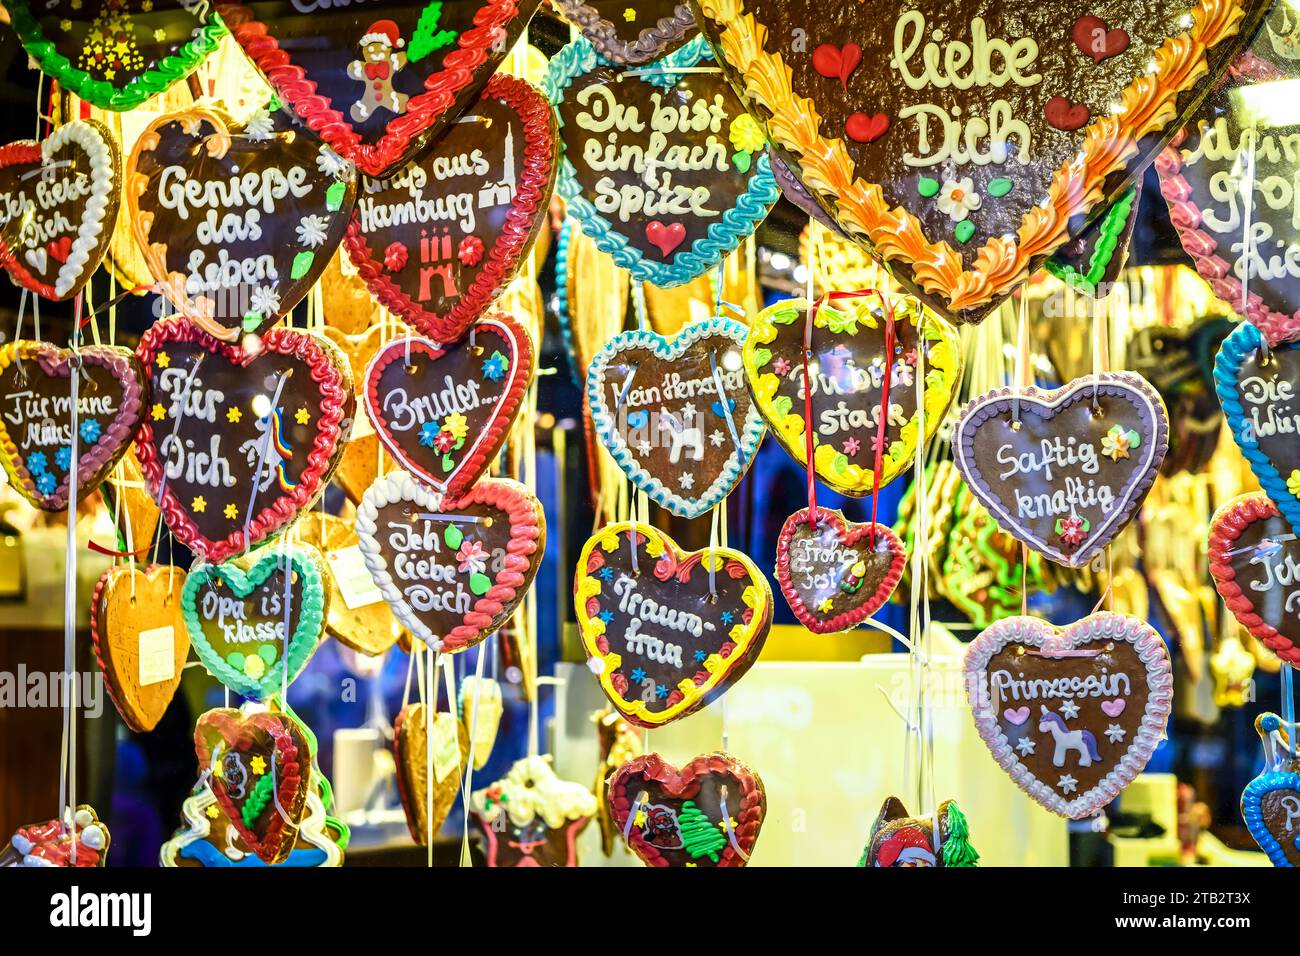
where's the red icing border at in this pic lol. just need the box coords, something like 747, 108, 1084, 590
362, 313, 534, 499
134, 316, 348, 563
1209, 491, 1300, 665
608, 752, 765, 867
774, 508, 906, 634
215, 0, 534, 178
344, 74, 557, 341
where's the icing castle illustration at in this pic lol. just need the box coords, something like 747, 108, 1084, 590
478, 125, 516, 208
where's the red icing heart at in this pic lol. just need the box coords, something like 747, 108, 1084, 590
645, 220, 686, 257
1071, 16, 1131, 63
812, 42, 861, 90
194, 708, 311, 865
1044, 95, 1090, 131
47, 235, 72, 263
845, 111, 890, 144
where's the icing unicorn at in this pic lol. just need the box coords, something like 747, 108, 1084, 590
1038, 706, 1101, 768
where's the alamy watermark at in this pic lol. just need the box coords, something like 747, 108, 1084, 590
0, 667, 103, 719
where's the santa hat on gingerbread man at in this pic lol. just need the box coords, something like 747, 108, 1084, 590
875, 825, 936, 867
361, 19, 405, 49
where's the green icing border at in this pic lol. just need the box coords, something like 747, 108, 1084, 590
1043, 186, 1138, 296
4, 0, 226, 111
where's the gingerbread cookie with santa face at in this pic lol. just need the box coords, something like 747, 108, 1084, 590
857, 797, 978, 868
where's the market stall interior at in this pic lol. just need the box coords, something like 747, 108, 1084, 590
0, 0, 1296, 868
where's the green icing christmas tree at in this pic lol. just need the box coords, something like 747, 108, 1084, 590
679, 800, 726, 864
409, 2, 458, 63
941, 803, 979, 867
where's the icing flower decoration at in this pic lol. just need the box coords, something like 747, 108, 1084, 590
728, 114, 766, 154
842, 437, 861, 456
296, 214, 329, 248
27, 451, 48, 475
1101, 424, 1140, 462
434, 430, 456, 453
248, 285, 281, 318
316, 146, 350, 179
1056, 515, 1089, 547
935, 178, 981, 222
245, 109, 275, 141
458, 237, 485, 267
482, 351, 510, 382
36, 472, 56, 495
444, 412, 468, 443
773, 356, 791, 376
384, 242, 408, 272
55, 447, 71, 471
1289, 470, 1300, 498
79, 419, 101, 444
457, 539, 488, 575
419, 421, 440, 448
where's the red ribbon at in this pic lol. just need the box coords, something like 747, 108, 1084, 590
88, 540, 150, 558
78, 284, 153, 330
802, 290, 897, 545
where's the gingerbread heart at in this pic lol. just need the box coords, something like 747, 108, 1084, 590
952, 371, 1169, 567
294, 512, 400, 657
0, 342, 146, 512
393, 702, 470, 845
194, 706, 312, 864
1158, 48, 1300, 345
100, 448, 163, 552
963, 612, 1173, 819
0, 119, 120, 301
858, 797, 978, 867
587, 318, 765, 518
775, 508, 906, 634
575, 521, 772, 727
769, 148, 846, 238
1044, 184, 1141, 298
3, 0, 224, 111
470, 754, 597, 867
362, 314, 535, 498
214, 0, 542, 178
1209, 493, 1300, 666
91, 564, 189, 733
608, 752, 765, 867
356, 472, 545, 653
183, 543, 327, 700
554, 0, 698, 64
743, 296, 962, 496
692, 0, 1267, 322
459, 675, 503, 770
135, 316, 353, 563
1241, 712, 1300, 867
321, 323, 394, 506
542, 35, 779, 288
128, 105, 357, 342
345, 74, 556, 343
1215, 321, 1300, 532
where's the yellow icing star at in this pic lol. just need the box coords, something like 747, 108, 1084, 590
633, 809, 647, 827
103, 68, 116, 80
155, 351, 171, 369
227, 406, 242, 424
624, 8, 636, 20
718, 816, 737, 832
151, 403, 166, 421
295, 407, 310, 425
205, 804, 220, 818
59, 19, 71, 31
250, 755, 267, 775
192, 495, 207, 513
817, 597, 834, 614
154, 29, 166, 42
224, 503, 238, 520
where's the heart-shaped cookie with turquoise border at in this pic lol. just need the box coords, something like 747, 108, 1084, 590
128, 104, 357, 342
1242, 712, 1300, 867
691, 0, 1268, 322
3, 0, 224, 112
587, 317, 765, 518
542, 34, 779, 288
183, 543, 327, 700
214, 0, 542, 178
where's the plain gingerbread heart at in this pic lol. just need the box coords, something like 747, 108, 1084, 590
393, 702, 471, 845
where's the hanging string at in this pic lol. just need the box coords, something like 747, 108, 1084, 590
240, 371, 291, 551
459, 644, 488, 867
58, 292, 85, 861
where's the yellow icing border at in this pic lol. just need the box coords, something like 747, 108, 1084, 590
697, 0, 1248, 315
742, 296, 961, 495
575, 521, 772, 727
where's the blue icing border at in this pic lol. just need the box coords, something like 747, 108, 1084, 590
1215, 321, 1300, 533
542, 35, 779, 289
180, 840, 329, 868
586, 317, 766, 518
555, 218, 583, 386
1241, 770, 1300, 867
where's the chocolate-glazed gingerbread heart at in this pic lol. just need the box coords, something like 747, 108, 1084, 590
214, 0, 542, 178
321, 323, 395, 507
859, 797, 977, 867
3, 0, 224, 111
393, 702, 470, 845
128, 105, 357, 342
295, 512, 401, 657
345, 74, 556, 343
574, 521, 772, 727
587, 318, 764, 519
775, 508, 906, 634
135, 316, 353, 563
1044, 184, 1141, 299
691, 0, 1267, 322
770, 148, 846, 238
743, 296, 962, 495
356, 473, 544, 653
0, 342, 146, 512
363, 314, 535, 499
0, 119, 120, 301
91, 564, 189, 733
543, 35, 779, 288
182, 544, 327, 700
608, 752, 765, 867
194, 707, 312, 865
952, 372, 1169, 567
553, 1, 698, 64
964, 611, 1173, 819
1158, 46, 1300, 345
1242, 711, 1300, 867
1209, 493, 1300, 666
470, 754, 597, 867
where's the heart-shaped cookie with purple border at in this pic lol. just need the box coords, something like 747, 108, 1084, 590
553, 1, 698, 64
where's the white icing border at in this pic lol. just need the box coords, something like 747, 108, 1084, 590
41, 121, 116, 299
